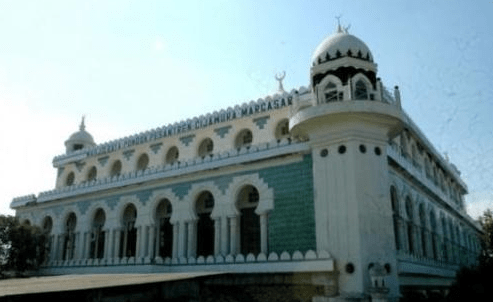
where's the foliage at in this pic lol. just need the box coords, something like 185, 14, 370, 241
0, 215, 46, 274
478, 208, 493, 263
444, 209, 493, 301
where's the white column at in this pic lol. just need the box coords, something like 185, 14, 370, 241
85, 232, 92, 259
76, 232, 84, 260
114, 228, 122, 258
229, 216, 238, 255
221, 216, 229, 256
178, 221, 186, 258
172, 223, 179, 259
187, 220, 197, 258
136, 226, 144, 258
260, 213, 268, 255
51, 234, 59, 261
214, 219, 221, 256
57, 235, 64, 261
148, 225, 155, 259
105, 228, 113, 259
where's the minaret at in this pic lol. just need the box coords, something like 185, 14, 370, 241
290, 24, 404, 301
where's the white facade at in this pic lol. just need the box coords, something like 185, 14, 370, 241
11, 25, 482, 301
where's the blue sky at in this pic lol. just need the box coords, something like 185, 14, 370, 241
1, 0, 492, 217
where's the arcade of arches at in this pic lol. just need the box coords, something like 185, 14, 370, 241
40, 184, 271, 263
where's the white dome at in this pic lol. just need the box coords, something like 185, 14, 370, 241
64, 117, 96, 152
312, 28, 373, 66
67, 130, 95, 144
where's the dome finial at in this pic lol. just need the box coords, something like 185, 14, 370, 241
336, 15, 343, 33
275, 71, 286, 93
79, 115, 86, 131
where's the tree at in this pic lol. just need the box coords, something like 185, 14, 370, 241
0, 215, 46, 275
445, 209, 493, 301
478, 209, 493, 263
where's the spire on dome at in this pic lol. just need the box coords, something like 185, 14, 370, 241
79, 115, 86, 131
336, 15, 343, 33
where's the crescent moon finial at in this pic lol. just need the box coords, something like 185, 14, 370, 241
275, 71, 286, 92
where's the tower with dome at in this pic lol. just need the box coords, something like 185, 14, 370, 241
9, 24, 481, 301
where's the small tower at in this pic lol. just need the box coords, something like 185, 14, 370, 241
290, 24, 404, 301
64, 116, 96, 153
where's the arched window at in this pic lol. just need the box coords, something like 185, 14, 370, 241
196, 191, 214, 257
441, 216, 449, 262
235, 129, 253, 149
425, 155, 431, 178
165, 146, 179, 164
405, 198, 415, 255
429, 211, 438, 260
324, 82, 340, 102
275, 119, 290, 141
198, 138, 214, 158
63, 213, 77, 261
90, 209, 105, 259
390, 187, 401, 251
419, 204, 428, 258
42, 217, 53, 263
120, 204, 137, 258
354, 79, 369, 100
110, 160, 122, 177
66, 172, 75, 186
156, 199, 173, 258
87, 166, 97, 182
137, 154, 149, 171
237, 185, 261, 256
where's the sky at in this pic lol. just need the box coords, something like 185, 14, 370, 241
0, 0, 492, 218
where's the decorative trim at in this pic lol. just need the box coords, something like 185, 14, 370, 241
122, 149, 135, 161
214, 126, 232, 139
52, 89, 308, 166
27, 141, 310, 205
75, 161, 86, 172
98, 156, 109, 167
179, 135, 196, 147
253, 116, 270, 130
150, 143, 163, 154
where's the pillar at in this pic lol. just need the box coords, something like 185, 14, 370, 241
187, 220, 197, 258
114, 228, 122, 258
260, 213, 268, 254
221, 216, 229, 256
214, 219, 221, 256
105, 228, 113, 259
85, 231, 92, 259
172, 223, 179, 259
178, 221, 187, 258
229, 216, 238, 255
148, 225, 155, 259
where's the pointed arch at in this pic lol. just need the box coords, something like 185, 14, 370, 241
110, 160, 122, 177
274, 118, 290, 141
148, 189, 179, 259
66, 171, 75, 186
198, 138, 214, 158
63, 212, 77, 261
316, 74, 344, 104
136, 153, 149, 171
87, 166, 97, 182
225, 174, 274, 255
90, 208, 106, 259
390, 186, 401, 251
404, 196, 415, 255
352, 73, 372, 100
235, 129, 253, 149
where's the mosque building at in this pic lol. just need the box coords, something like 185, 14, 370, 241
10, 24, 482, 301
